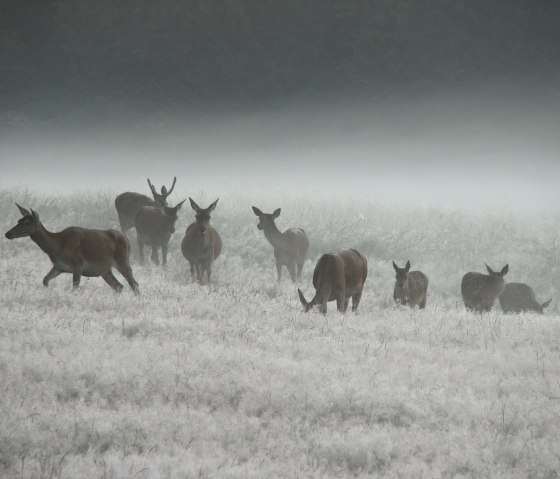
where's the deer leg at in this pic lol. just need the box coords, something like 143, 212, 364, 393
296, 261, 304, 282
418, 296, 427, 309
189, 262, 195, 281
161, 242, 168, 267
115, 263, 140, 294
287, 262, 297, 283
195, 263, 203, 283
352, 290, 363, 312
43, 267, 62, 287
275, 260, 282, 282
72, 267, 82, 289
336, 291, 346, 313
343, 297, 349, 312
150, 244, 159, 265
205, 261, 212, 284
102, 271, 124, 292
137, 238, 145, 264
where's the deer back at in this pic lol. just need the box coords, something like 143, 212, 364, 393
499, 282, 548, 313
115, 192, 155, 219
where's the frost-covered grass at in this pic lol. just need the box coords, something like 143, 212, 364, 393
1, 189, 560, 478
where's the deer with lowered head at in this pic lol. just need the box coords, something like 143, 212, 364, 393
298, 249, 368, 314
461, 263, 509, 312
4, 203, 139, 292
135, 199, 185, 267
252, 206, 309, 283
499, 282, 551, 314
115, 177, 176, 233
181, 198, 222, 283
392, 260, 429, 309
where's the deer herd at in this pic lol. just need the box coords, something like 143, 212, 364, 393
4, 177, 552, 316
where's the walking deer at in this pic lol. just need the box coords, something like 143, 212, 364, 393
461, 264, 509, 312
392, 260, 429, 308
115, 177, 176, 233
499, 283, 551, 314
252, 206, 309, 282
298, 249, 367, 314
5, 204, 139, 292
181, 198, 222, 283
135, 200, 185, 266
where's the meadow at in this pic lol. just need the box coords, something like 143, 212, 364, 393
1, 188, 559, 478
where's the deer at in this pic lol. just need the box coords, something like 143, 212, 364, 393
392, 260, 429, 309
135, 199, 185, 267
252, 206, 309, 283
4, 204, 139, 293
297, 249, 367, 314
181, 198, 222, 283
115, 177, 176, 233
461, 264, 509, 312
499, 283, 551, 314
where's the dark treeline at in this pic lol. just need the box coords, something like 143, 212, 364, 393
1, 0, 559, 113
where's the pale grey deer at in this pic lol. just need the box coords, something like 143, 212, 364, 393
5, 204, 139, 292
392, 260, 429, 309
181, 198, 222, 283
499, 283, 551, 314
252, 206, 309, 282
461, 264, 509, 312
298, 249, 368, 314
135, 200, 185, 267
115, 177, 176, 233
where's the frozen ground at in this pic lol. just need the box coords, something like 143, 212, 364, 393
1, 189, 559, 478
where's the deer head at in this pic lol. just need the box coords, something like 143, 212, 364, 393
485, 264, 509, 278
162, 199, 185, 233
252, 206, 281, 231
393, 260, 411, 289
190, 198, 219, 233
147, 177, 177, 207
5, 204, 41, 239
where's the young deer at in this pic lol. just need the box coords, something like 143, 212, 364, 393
5, 204, 139, 292
252, 206, 309, 282
298, 249, 368, 314
135, 199, 185, 267
461, 264, 509, 312
181, 198, 222, 283
499, 283, 551, 314
115, 177, 176, 233
392, 260, 429, 309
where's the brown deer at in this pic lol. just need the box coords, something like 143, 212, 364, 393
115, 177, 176, 233
298, 249, 367, 314
252, 206, 309, 282
4, 204, 139, 292
392, 260, 429, 309
135, 200, 185, 267
499, 283, 551, 314
181, 198, 222, 283
461, 264, 509, 312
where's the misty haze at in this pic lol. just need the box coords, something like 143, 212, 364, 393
1, 1, 560, 478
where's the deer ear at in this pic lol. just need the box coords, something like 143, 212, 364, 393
272, 208, 281, 218
189, 197, 201, 213
31, 209, 40, 220
175, 199, 186, 210
207, 198, 219, 212
392, 261, 399, 272
541, 299, 552, 309
252, 206, 263, 216
15, 203, 31, 217
405, 260, 411, 272
161, 186, 168, 195
500, 264, 509, 276
485, 263, 495, 275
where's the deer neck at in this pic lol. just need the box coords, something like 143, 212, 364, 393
30, 222, 60, 257
263, 222, 286, 251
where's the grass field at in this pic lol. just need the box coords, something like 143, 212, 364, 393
1, 189, 559, 478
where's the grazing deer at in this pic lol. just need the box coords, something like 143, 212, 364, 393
499, 283, 551, 314
135, 200, 185, 266
298, 249, 367, 314
392, 260, 429, 309
252, 206, 309, 282
5, 204, 139, 292
181, 198, 222, 283
461, 264, 509, 312
115, 177, 176, 233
